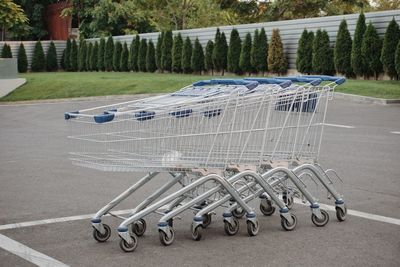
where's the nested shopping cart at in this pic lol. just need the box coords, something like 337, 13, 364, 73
64, 75, 347, 252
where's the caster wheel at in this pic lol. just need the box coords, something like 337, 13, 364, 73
93, 224, 111, 243
131, 219, 147, 237
224, 218, 240, 236
283, 195, 294, 210
281, 214, 297, 231
202, 213, 212, 228
336, 205, 347, 222
191, 224, 203, 241
232, 207, 246, 219
311, 209, 329, 227
246, 220, 259, 236
260, 200, 276, 216
159, 228, 175, 246
119, 234, 138, 253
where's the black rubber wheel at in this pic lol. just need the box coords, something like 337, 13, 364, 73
283, 195, 294, 210
232, 207, 246, 219
246, 220, 259, 236
131, 219, 147, 237
159, 228, 175, 246
336, 205, 347, 222
119, 234, 138, 253
281, 214, 297, 231
311, 209, 330, 227
202, 213, 212, 228
260, 201, 276, 216
224, 218, 240, 236
93, 224, 111, 243
191, 224, 203, 241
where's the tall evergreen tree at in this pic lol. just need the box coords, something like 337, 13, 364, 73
362, 22, 383, 80
191, 38, 204, 74
70, 40, 79, 72
228, 28, 242, 74
212, 28, 223, 73
146, 40, 157, 72
335, 20, 353, 77
120, 42, 129, 72
17, 43, 28, 73
86, 43, 92, 71
46, 41, 58, 72
138, 38, 147, 72
97, 37, 105, 71
156, 32, 164, 72
61, 49, 66, 70
182, 37, 193, 74
172, 33, 183, 73
161, 30, 173, 72
268, 29, 287, 74
240, 32, 252, 75
256, 28, 268, 74
250, 29, 259, 74
65, 39, 71, 71
312, 29, 334, 75
351, 12, 366, 77
78, 40, 87, 71
91, 41, 99, 71
113, 42, 122, 71
104, 36, 114, 71
395, 40, 400, 77
220, 32, 228, 75
204, 40, 214, 75
381, 18, 400, 79
296, 29, 314, 74
31, 41, 46, 72
129, 35, 140, 71
1, 44, 12, 58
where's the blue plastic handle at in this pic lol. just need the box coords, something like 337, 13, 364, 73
244, 78, 292, 88
94, 113, 115, 123
193, 79, 259, 90
300, 75, 346, 85
274, 76, 322, 86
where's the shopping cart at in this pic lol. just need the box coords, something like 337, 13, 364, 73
64, 75, 347, 252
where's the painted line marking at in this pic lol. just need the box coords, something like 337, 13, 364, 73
324, 123, 355, 129
294, 199, 400, 226
390, 131, 400, 135
0, 233, 69, 267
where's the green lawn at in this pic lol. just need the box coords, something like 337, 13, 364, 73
1, 72, 400, 101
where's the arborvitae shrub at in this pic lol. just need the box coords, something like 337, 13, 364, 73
395, 40, 400, 76
312, 29, 334, 75
120, 42, 129, 72
113, 42, 122, 71
97, 37, 105, 71
78, 40, 87, 71
70, 39, 78, 71
182, 37, 193, 73
60, 49, 65, 70
161, 30, 173, 72
268, 29, 287, 74
104, 36, 114, 71
220, 32, 228, 75
191, 38, 204, 74
240, 32, 252, 75
172, 33, 183, 73
204, 40, 214, 75
250, 29, 259, 74
351, 12, 366, 77
146, 40, 157, 73
251, 28, 268, 74
296, 29, 314, 74
381, 17, 400, 79
31, 41, 46, 72
138, 38, 147, 72
86, 43, 92, 71
212, 28, 222, 73
46, 41, 58, 71
227, 29, 241, 74
65, 39, 71, 71
156, 32, 164, 72
362, 22, 383, 79
129, 35, 140, 71
334, 20, 353, 77
91, 41, 98, 71
1, 44, 12, 58
17, 43, 28, 73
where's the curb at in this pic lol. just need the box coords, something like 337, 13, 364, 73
334, 92, 400, 105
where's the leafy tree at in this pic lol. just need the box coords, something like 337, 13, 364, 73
240, 32, 252, 75
46, 41, 58, 72
156, 32, 164, 71
65, 39, 71, 71
182, 37, 193, 73
191, 38, 204, 74
220, 32, 228, 75
138, 38, 148, 72
268, 29, 287, 74
296, 29, 314, 74
227, 28, 242, 74
104, 36, 114, 71
120, 42, 129, 72
146, 40, 157, 72
362, 22, 383, 79
395, 40, 400, 76
113, 41, 122, 72
31, 41, 45, 72
17, 43, 28, 73
381, 17, 400, 79
161, 30, 173, 72
312, 29, 334, 75
0, 0, 28, 40
334, 20, 353, 77
204, 40, 214, 75
172, 33, 183, 73
91, 41, 99, 71
351, 12, 366, 77
97, 37, 105, 71
78, 40, 87, 72
86, 43, 92, 71
1, 44, 12, 58
251, 28, 268, 74
129, 35, 140, 71
70, 39, 78, 71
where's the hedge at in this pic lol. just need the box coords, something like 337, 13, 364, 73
381, 18, 400, 79
46, 41, 58, 72
31, 41, 46, 72
17, 43, 28, 73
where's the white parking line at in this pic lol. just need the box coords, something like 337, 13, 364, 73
324, 123, 355, 129
390, 131, 400, 135
0, 233, 69, 267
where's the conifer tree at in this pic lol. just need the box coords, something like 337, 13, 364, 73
70, 40, 78, 71
113, 41, 122, 71
172, 33, 183, 73
220, 32, 228, 75
254, 28, 268, 74
191, 38, 204, 74
296, 29, 314, 74
78, 40, 87, 71
312, 29, 334, 75
46, 41, 58, 71
250, 29, 259, 74
227, 28, 242, 74
91, 41, 98, 71
182, 37, 193, 73
60, 49, 65, 70
240, 32, 252, 75
31, 41, 46, 72
334, 20, 353, 77
138, 38, 147, 72
204, 40, 214, 75
362, 22, 383, 80
65, 39, 71, 71
146, 40, 157, 72
381, 17, 400, 79
129, 35, 140, 71
104, 36, 114, 71
395, 40, 400, 76
161, 30, 173, 72
156, 32, 164, 72
1, 44, 12, 58
268, 29, 287, 74
97, 37, 105, 71
17, 43, 28, 73
86, 43, 92, 71
120, 42, 129, 72
212, 28, 222, 73
351, 12, 366, 77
